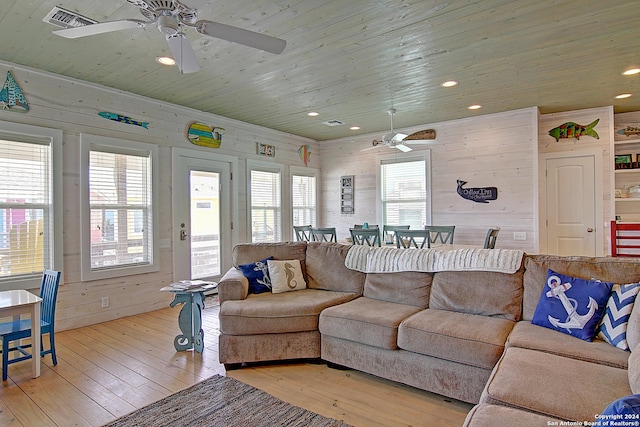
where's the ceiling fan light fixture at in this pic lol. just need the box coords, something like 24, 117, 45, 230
157, 14, 179, 35
156, 56, 176, 66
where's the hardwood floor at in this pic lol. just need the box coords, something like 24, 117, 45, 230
0, 297, 473, 426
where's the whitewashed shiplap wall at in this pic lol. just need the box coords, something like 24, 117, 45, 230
318, 107, 539, 251
538, 106, 614, 256
0, 61, 316, 330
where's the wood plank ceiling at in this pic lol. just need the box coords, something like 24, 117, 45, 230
0, 0, 638, 140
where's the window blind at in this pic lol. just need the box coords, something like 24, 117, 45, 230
381, 159, 426, 228
250, 169, 281, 242
0, 138, 51, 278
292, 174, 316, 226
89, 149, 152, 269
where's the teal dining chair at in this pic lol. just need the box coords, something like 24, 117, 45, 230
293, 225, 313, 242
350, 228, 381, 246
395, 229, 431, 248
0, 270, 61, 381
311, 227, 337, 242
484, 227, 501, 249
382, 225, 410, 245
425, 225, 455, 245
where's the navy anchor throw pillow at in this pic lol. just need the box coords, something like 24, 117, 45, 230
532, 269, 613, 341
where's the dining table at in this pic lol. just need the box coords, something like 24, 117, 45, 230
0, 289, 42, 378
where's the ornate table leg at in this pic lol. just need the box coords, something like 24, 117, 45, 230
192, 291, 205, 353
170, 292, 194, 351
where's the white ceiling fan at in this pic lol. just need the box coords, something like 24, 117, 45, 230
363, 108, 430, 152
52, 0, 287, 74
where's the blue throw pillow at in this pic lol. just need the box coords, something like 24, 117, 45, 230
597, 283, 640, 351
531, 269, 613, 341
238, 257, 273, 294
601, 394, 640, 417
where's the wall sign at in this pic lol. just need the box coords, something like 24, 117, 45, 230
0, 70, 29, 112
99, 111, 149, 128
257, 142, 276, 157
457, 179, 497, 204
340, 175, 354, 214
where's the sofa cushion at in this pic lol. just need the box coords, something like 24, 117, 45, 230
630, 347, 640, 394
463, 404, 563, 427
531, 269, 612, 341
429, 267, 523, 321
233, 241, 307, 276
219, 289, 358, 335
305, 242, 365, 294
398, 309, 515, 370
480, 347, 631, 421
363, 271, 432, 308
597, 283, 640, 350
628, 301, 640, 351
319, 297, 422, 349
506, 321, 629, 369
523, 254, 640, 321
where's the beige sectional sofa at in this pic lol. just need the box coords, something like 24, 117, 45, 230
217, 242, 640, 424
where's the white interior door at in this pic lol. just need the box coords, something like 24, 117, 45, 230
545, 153, 599, 256
172, 150, 233, 281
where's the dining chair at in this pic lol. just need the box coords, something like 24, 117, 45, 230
484, 227, 501, 249
382, 225, 410, 245
353, 224, 379, 230
425, 225, 455, 245
311, 227, 337, 242
395, 229, 431, 248
350, 228, 381, 247
0, 269, 61, 381
293, 225, 313, 242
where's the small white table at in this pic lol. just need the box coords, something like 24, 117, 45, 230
0, 290, 42, 379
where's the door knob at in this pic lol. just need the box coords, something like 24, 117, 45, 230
587, 228, 594, 232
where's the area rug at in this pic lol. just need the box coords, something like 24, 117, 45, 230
102, 375, 352, 427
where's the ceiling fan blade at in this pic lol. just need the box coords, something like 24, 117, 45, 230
196, 20, 286, 54
404, 140, 431, 145
166, 33, 201, 74
395, 144, 413, 153
53, 19, 146, 39
390, 133, 408, 143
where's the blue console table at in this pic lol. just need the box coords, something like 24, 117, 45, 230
161, 282, 216, 353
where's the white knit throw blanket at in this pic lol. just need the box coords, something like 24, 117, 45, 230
344, 246, 524, 274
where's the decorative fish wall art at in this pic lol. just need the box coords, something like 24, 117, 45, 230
186, 122, 224, 148
457, 179, 498, 204
298, 145, 311, 166
548, 119, 599, 142
0, 70, 29, 112
99, 111, 149, 128
617, 126, 640, 137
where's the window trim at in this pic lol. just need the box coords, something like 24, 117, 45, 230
376, 151, 432, 227
290, 166, 319, 235
80, 134, 159, 281
0, 121, 63, 291
246, 159, 284, 243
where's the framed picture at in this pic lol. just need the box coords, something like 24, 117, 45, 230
616, 154, 632, 164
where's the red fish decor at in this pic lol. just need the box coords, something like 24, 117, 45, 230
548, 119, 599, 142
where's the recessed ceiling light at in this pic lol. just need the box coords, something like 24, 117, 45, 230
622, 68, 640, 76
307, 112, 319, 117
441, 80, 459, 88
350, 126, 361, 130
156, 56, 175, 66
468, 104, 482, 110
616, 93, 633, 99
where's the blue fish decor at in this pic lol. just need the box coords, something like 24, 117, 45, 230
0, 71, 29, 112
548, 119, 599, 142
99, 111, 149, 128
457, 180, 498, 204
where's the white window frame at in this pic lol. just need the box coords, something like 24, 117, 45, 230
247, 159, 284, 243
290, 166, 319, 231
377, 151, 432, 227
0, 121, 62, 291
80, 134, 159, 281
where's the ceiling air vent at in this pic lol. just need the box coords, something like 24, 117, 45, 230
43, 6, 98, 29
322, 119, 346, 127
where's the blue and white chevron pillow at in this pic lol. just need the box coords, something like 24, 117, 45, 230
597, 283, 640, 351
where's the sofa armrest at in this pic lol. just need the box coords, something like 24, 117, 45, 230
218, 267, 249, 303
